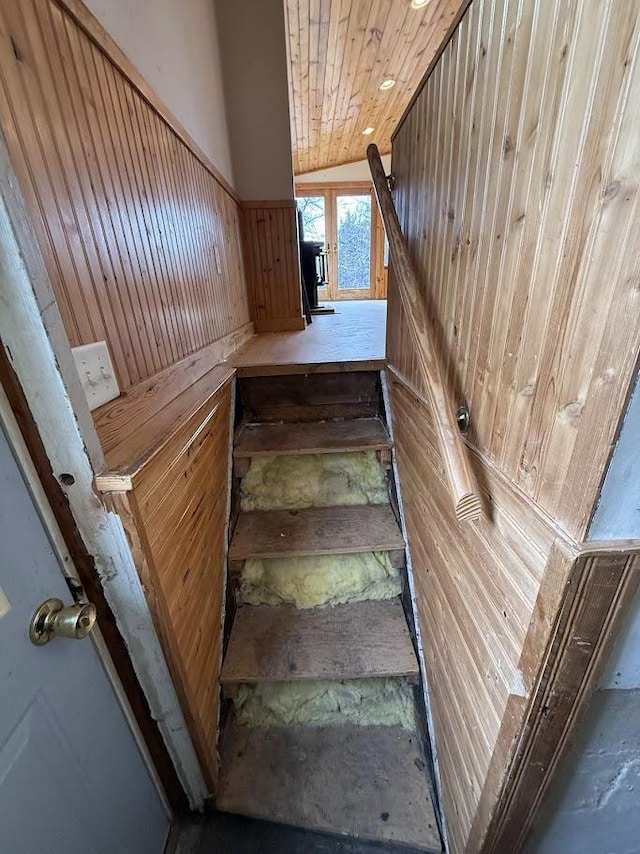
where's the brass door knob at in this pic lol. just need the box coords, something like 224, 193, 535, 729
29, 597, 97, 645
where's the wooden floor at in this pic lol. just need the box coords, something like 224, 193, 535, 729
227, 301, 387, 376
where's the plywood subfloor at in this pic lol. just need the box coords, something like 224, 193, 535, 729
220, 600, 419, 684
218, 718, 441, 851
229, 505, 404, 560
234, 417, 392, 458
227, 301, 386, 376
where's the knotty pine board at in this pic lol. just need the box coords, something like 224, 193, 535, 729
107, 381, 233, 792
385, 3, 640, 848
241, 201, 305, 333
0, 0, 251, 393
387, 0, 640, 541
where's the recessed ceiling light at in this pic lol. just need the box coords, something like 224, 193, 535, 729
410, 0, 430, 8
362, 127, 375, 135
379, 79, 396, 91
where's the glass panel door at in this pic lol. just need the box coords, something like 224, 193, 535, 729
296, 194, 329, 300
336, 194, 372, 297
298, 195, 326, 243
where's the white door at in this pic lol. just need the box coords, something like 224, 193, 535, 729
0, 424, 170, 854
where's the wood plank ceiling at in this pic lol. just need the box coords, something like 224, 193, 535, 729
286, 0, 467, 175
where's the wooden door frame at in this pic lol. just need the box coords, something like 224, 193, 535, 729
0, 131, 205, 809
295, 181, 387, 300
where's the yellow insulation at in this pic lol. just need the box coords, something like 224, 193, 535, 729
234, 678, 415, 730
240, 552, 401, 609
240, 451, 388, 511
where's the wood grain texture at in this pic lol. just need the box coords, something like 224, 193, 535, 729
241, 201, 305, 333
285, 0, 468, 174
0, 0, 251, 393
220, 600, 419, 683
368, 143, 481, 523
388, 0, 640, 541
229, 504, 405, 561
388, 378, 560, 853
475, 552, 640, 854
386, 0, 640, 849
238, 370, 382, 423
229, 300, 387, 377
94, 324, 251, 457
106, 382, 233, 792
218, 718, 440, 850
94, 366, 234, 490
234, 417, 392, 458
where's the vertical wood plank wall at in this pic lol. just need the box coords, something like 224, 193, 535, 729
0, 0, 252, 393
108, 381, 233, 792
387, 0, 640, 850
241, 200, 305, 332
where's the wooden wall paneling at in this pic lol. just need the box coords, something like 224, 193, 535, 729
388, 0, 640, 540
386, 0, 640, 850
104, 380, 234, 791
388, 376, 558, 853
0, 0, 252, 395
241, 200, 305, 332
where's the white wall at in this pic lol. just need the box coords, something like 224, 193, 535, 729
295, 155, 392, 184
83, 0, 235, 188
215, 0, 295, 201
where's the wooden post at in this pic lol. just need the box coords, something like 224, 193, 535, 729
367, 143, 482, 523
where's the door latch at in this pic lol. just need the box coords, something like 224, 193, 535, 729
29, 598, 97, 645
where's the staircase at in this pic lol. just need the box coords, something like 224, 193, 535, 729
217, 371, 440, 852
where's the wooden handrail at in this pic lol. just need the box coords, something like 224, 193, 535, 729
367, 144, 482, 523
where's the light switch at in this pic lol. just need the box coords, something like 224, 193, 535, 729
71, 341, 120, 411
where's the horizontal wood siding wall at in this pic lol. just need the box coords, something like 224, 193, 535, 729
241, 200, 305, 332
387, 0, 640, 850
0, 0, 251, 392
109, 380, 233, 791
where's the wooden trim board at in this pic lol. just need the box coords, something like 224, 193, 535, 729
474, 551, 640, 853
93, 323, 252, 455
94, 366, 235, 490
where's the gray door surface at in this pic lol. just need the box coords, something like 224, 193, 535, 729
0, 424, 170, 854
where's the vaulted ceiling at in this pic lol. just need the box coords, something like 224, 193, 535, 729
285, 0, 467, 175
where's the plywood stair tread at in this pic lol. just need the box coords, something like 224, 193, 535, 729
218, 716, 441, 851
220, 599, 419, 684
229, 504, 404, 560
234, 417, 392, 458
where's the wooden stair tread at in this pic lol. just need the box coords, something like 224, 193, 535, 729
218, 717, 440, 851
220, 599, 419, 683
234, 417, 392, 458
229, 504, 404, 560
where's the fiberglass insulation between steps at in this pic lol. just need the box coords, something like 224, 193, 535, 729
240, 552, 401, 609
234, 678, 415, 730
240, 451, 388, 511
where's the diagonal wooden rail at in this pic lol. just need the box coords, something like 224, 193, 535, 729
367, 144, 482, 523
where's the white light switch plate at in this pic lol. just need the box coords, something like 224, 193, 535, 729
71, 341, 120, 411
